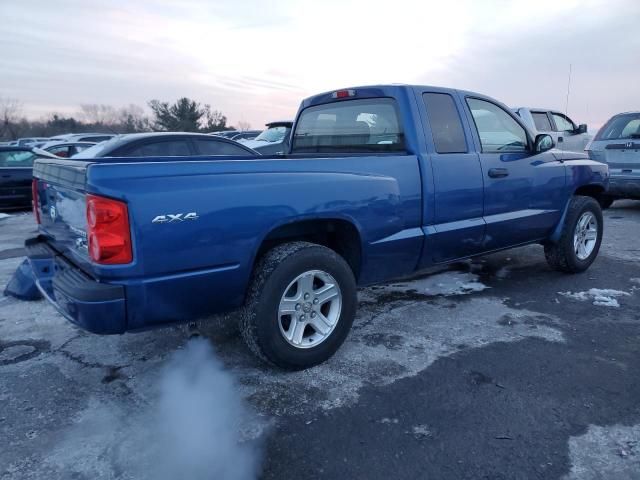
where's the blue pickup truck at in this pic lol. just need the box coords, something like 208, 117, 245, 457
26, 85, 609, 369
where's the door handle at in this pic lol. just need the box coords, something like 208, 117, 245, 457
488, 168, 509, 178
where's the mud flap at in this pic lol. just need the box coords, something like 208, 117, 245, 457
3, 259, 43, 301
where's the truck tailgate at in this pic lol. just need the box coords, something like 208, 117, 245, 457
33, 159, 92, 270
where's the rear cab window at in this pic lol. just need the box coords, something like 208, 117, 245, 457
292, 98, 405, 154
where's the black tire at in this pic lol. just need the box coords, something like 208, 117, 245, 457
598, 194, 615, 210
544, 195, 603, 273
239, 242, 357, 370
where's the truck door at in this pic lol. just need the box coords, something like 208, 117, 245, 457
463, 97, 565, 249
418, 90, 485, 265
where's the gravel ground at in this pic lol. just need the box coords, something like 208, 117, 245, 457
1, 201, 639, 480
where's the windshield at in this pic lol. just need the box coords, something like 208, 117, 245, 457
595, 113, 640, 141
292, 98, 405, 153
0, 150, 36, 167
254, 126, 289, 143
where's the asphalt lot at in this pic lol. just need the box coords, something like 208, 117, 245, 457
1, 202, 639, 480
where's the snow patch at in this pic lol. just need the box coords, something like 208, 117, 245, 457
381, 271, 489, 297
564, 423, 640, 479
559, 289, 631, 308
0, 213, 10, 220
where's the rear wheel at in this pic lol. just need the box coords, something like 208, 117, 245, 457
544, 195, 603, 273
239, 242, 357, 370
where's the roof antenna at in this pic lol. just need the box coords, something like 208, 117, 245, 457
564, 63, 572, 118
561, 63, 572, 154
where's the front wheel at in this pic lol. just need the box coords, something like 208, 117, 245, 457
239, 242, 357, 370
544, 195, 603, 273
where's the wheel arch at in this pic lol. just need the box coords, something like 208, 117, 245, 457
574, 184, 606, 200
548, 187, 604, 243
252, 217, 363, 281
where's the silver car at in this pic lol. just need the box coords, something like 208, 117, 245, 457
586, 111, 640, 207
513, 107, 591, 152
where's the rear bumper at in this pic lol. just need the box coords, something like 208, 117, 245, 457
608, 174, 640, 198
25, 236, 127, 334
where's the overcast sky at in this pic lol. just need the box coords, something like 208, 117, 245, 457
1, 0, 638, 130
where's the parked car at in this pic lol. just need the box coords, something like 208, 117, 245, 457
50, 133, 115, 143
15, 137, 50, 147
513, 108, 591, 152
26, 85, 608, 369
41, 141, 97, 158
210, 130, 238, 138
0, 147, 37, 210
211, 130, 262, 141
240, 121, 293, 154
72, 132, 258, 159
585, 111, 640, 207
230, 130, 263, 141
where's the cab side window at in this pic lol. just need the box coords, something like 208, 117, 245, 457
423, 93, 467, 153
551, 113, 576, 132
467, 98, 528, 153
531, 112, 553, 132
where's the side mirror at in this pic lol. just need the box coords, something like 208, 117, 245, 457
534, 134, 555, 153
576, 124, 588, 134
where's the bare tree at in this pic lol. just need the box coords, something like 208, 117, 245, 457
79, 104, 118, 125
0, 97, 23, 140
0, 98, 225, 139
236, 120, 251, 131
201, 104, 229, 132
118, 104, 151, 133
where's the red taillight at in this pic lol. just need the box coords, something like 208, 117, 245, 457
32, 179, 41, 224
331, 89, 356, 99
86, 194, 132, 264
